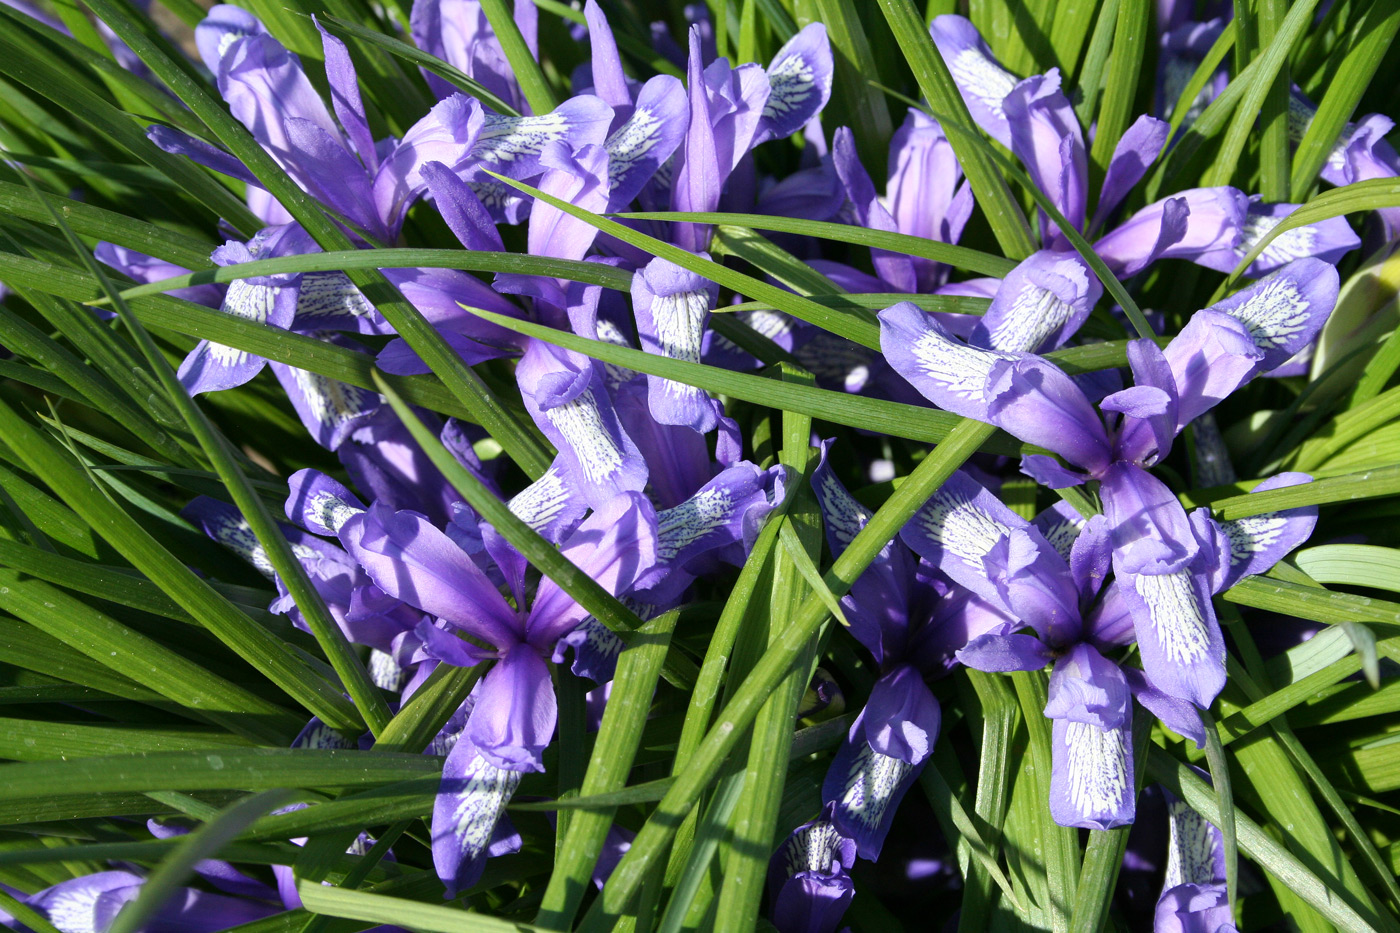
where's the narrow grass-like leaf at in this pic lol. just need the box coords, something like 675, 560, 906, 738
109, 790, 301, 933
30, 169, 392, 737
918, 762, 1022, 912
1204, 463, 1400, 518
477, 0, 554, 113
614, 211, 1017, 278
1291, 0, 1400, 199
533, 610, 679, 929
874, 0, 1037, 259
1087, 0, 1148, 179
1198, 708, 1237, 911
298, 879, 550, 932
1009, 670, 1076, 932
801, 0, 894, 178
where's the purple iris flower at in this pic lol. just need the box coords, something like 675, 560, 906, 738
1157, 18, 1229, 135
881, 259, 1334, 709
766, 812, 857, 933
1289, 86, 1400, 241
1154, 783, 1237, 933
1, 872, 277, 933
931, 14, 1251, 276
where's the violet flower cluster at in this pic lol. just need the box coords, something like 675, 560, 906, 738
8, 0, 1383, 929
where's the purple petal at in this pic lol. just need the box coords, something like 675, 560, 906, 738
630, 256, 719, 431
555, 616, 625, 682
823, 709, 926, 860
583, 0, 630, 109
1003, 71, 1086, 245
515, 339, 648, 509
986, 356, 1112, 473
1095, 187, 1247, 278
1164, 789, 1228, 888
1044, 643, 1130, 730
340, 503, 521, 647
507, 460, 589, 545
887, 109, 971, 291
94, 242, 223, 308
526, 491, 658, 648
315, 18, 377, 172
1113, 338, 1181, 466
1207, 257, 1340, 372
1032, 499, 1089, 560
768, 820, 856, 933
832, 127, 916, 293
1154, 308, 1264, 431
466, 645, 556, 771
293, 272, 389, 335
879, 301, 1027, 420
955, 632, 1053, 672
605, 75, 688, 210
1195, 199, 1360, 278
218, 33, 341, 169
1019, 453, 1089, 489
1101, 462, 1200, 575
373, 94, 485, 228
1124, 667, 1207, 748
1049, 716, 1135, 830
928, 15, 1017, 147
286, 468, 366, 535
270, 349, 380, 450
177, 276, 297, 395
972, 250, 1100, 353
420, 160, 505, 252
1119, 565, 1225, 708
1154, 883, 1235, 933
755, 23, 833, 145
1092, 114, 1169, 230
1069, 513, 1112, 604
527, 141, 610, 262
195, 4, 266, 74
432, 736, 522, 897
861, 664, 940, 764
1217, 472, 1317, 590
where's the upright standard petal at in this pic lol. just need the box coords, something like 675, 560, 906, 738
1091, 114, 1169, 231
879, 301, 1026, 420
1158, 309, 1264, 434
832, 127, 916, 293
527, 141, 610, 262
631, 256, 720, 431
1003, 71, 1087, 245
671, 27, 721, 252
972, 251, 1100, 353
515, 339, 648, 509
886, 110, 972, 291
373, 94, 485, 228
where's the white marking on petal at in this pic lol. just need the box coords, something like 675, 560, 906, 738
594, 317, 638, 389
990, 285, 1075, 352
763, 52, 817, 121
657, 487, 734, 561
1063, 721, 1129, 821
780, 820, 847, 878
837, 742, 913, 832
910, 328, 1016, 407
45, 884, 114, 933
293, 721, 354, 749
1133, 571, 1211, 664
606, 108, 662, 192
915, 485, 1018, 567
297, 273, 377, 324
545, 387, 624, 485
474, 111, 570, 165
1220, 514, 1287, 569
508, 466, 572, 533
210, 280, 282, 365
949, 49, 1017, 120
1165, 797, 1221, 887
306, 490, 364, 533
816, 468, 870, 552
649, 288, 710, 397
1039, 512, 1086, 561
1240, 212, 1319, 267
1222, 272, 1312, 351
290, 367, 375, 437
369, 649, 405, 691
446, 752, 521, 858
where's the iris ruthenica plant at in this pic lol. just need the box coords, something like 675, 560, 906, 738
0, 0, 1397, 930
